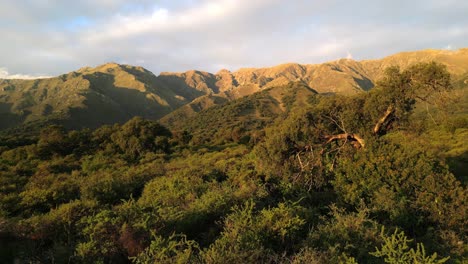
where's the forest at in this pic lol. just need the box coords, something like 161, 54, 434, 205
0, 62, 466, 263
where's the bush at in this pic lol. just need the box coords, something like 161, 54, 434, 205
370, 228, 450, 264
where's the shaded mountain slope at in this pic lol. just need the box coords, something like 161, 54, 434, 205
161, 81, 318, 144
0, 63, 205, 130
159, 94, 229, 129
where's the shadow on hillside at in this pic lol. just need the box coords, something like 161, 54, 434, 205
157, 74, 211, 98
0, 102, 25, 130
353, 76, 374, 91
64, 72, 174, 129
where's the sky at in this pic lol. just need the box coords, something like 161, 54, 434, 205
0, 0, 467, 79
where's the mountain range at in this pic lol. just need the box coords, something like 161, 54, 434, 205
1, 48, 467, 131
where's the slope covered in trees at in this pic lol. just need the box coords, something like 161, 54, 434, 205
1, 48, 468, 133
0, 62, 466, 263
161, 81, 318, 145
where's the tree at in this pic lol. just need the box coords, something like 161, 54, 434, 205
37, 125, 68, 158
324, 62, 452, 148
254, 62, 454, 192
109, 117, 172, 160
367, 61, 451, 137
333, 141, 467, 231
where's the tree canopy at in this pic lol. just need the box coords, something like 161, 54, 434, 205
0, 62, 466, 263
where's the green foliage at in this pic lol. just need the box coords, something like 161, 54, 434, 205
0, 62, 465, 263
165, 82, 317, 145
37, 125, 68, 157
253, 106, 334, 194
131, 234, 201, 264
367, 62, 452, 131
370, 228, 450, 264
109, 117, 172, 160
203, 200, 306, 263
80, 163, 161, 205
304, 204, 381, 263
20, 172, 80, 213
333, 141, 467, 233
137, 145, 260, 242
76, 199, 163, 262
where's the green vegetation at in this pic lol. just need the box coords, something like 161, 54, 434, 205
0, 63, 204, 131
163, 81, 317, 145
0, 62, 466, 263
2, 48, 467, 133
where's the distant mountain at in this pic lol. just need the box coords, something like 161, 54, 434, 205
159, 48, 468, 129
0, 63, 205, 130
159, 48, 468, 97
1, 48, 467, 131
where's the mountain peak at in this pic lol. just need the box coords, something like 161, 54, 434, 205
76, 62, 153, 77
216, 69, 231, 75
76, 62, 123, 74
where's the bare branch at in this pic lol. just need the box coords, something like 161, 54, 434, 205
323, 133, 365, 148
323, 113, 347, 133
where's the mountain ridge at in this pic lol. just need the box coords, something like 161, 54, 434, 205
155, 48, 468, 97
1, 48, 467, 131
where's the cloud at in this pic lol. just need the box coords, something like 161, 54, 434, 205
0, 0, 467, 76
82, 0, 275, 43
0, 67, 51, 79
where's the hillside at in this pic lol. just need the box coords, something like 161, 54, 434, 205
161, 81, 318, 144
0, 61, 465, 263
0, 63, 207, 130
147, 48, 467, 126
160, 48, 468, 98
1, 48, 467, 131
159, 94, 229, 130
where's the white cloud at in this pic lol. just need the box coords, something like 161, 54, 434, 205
84, 0, 264, 43
0, 67, 51, 79
0, 0, 467, 76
